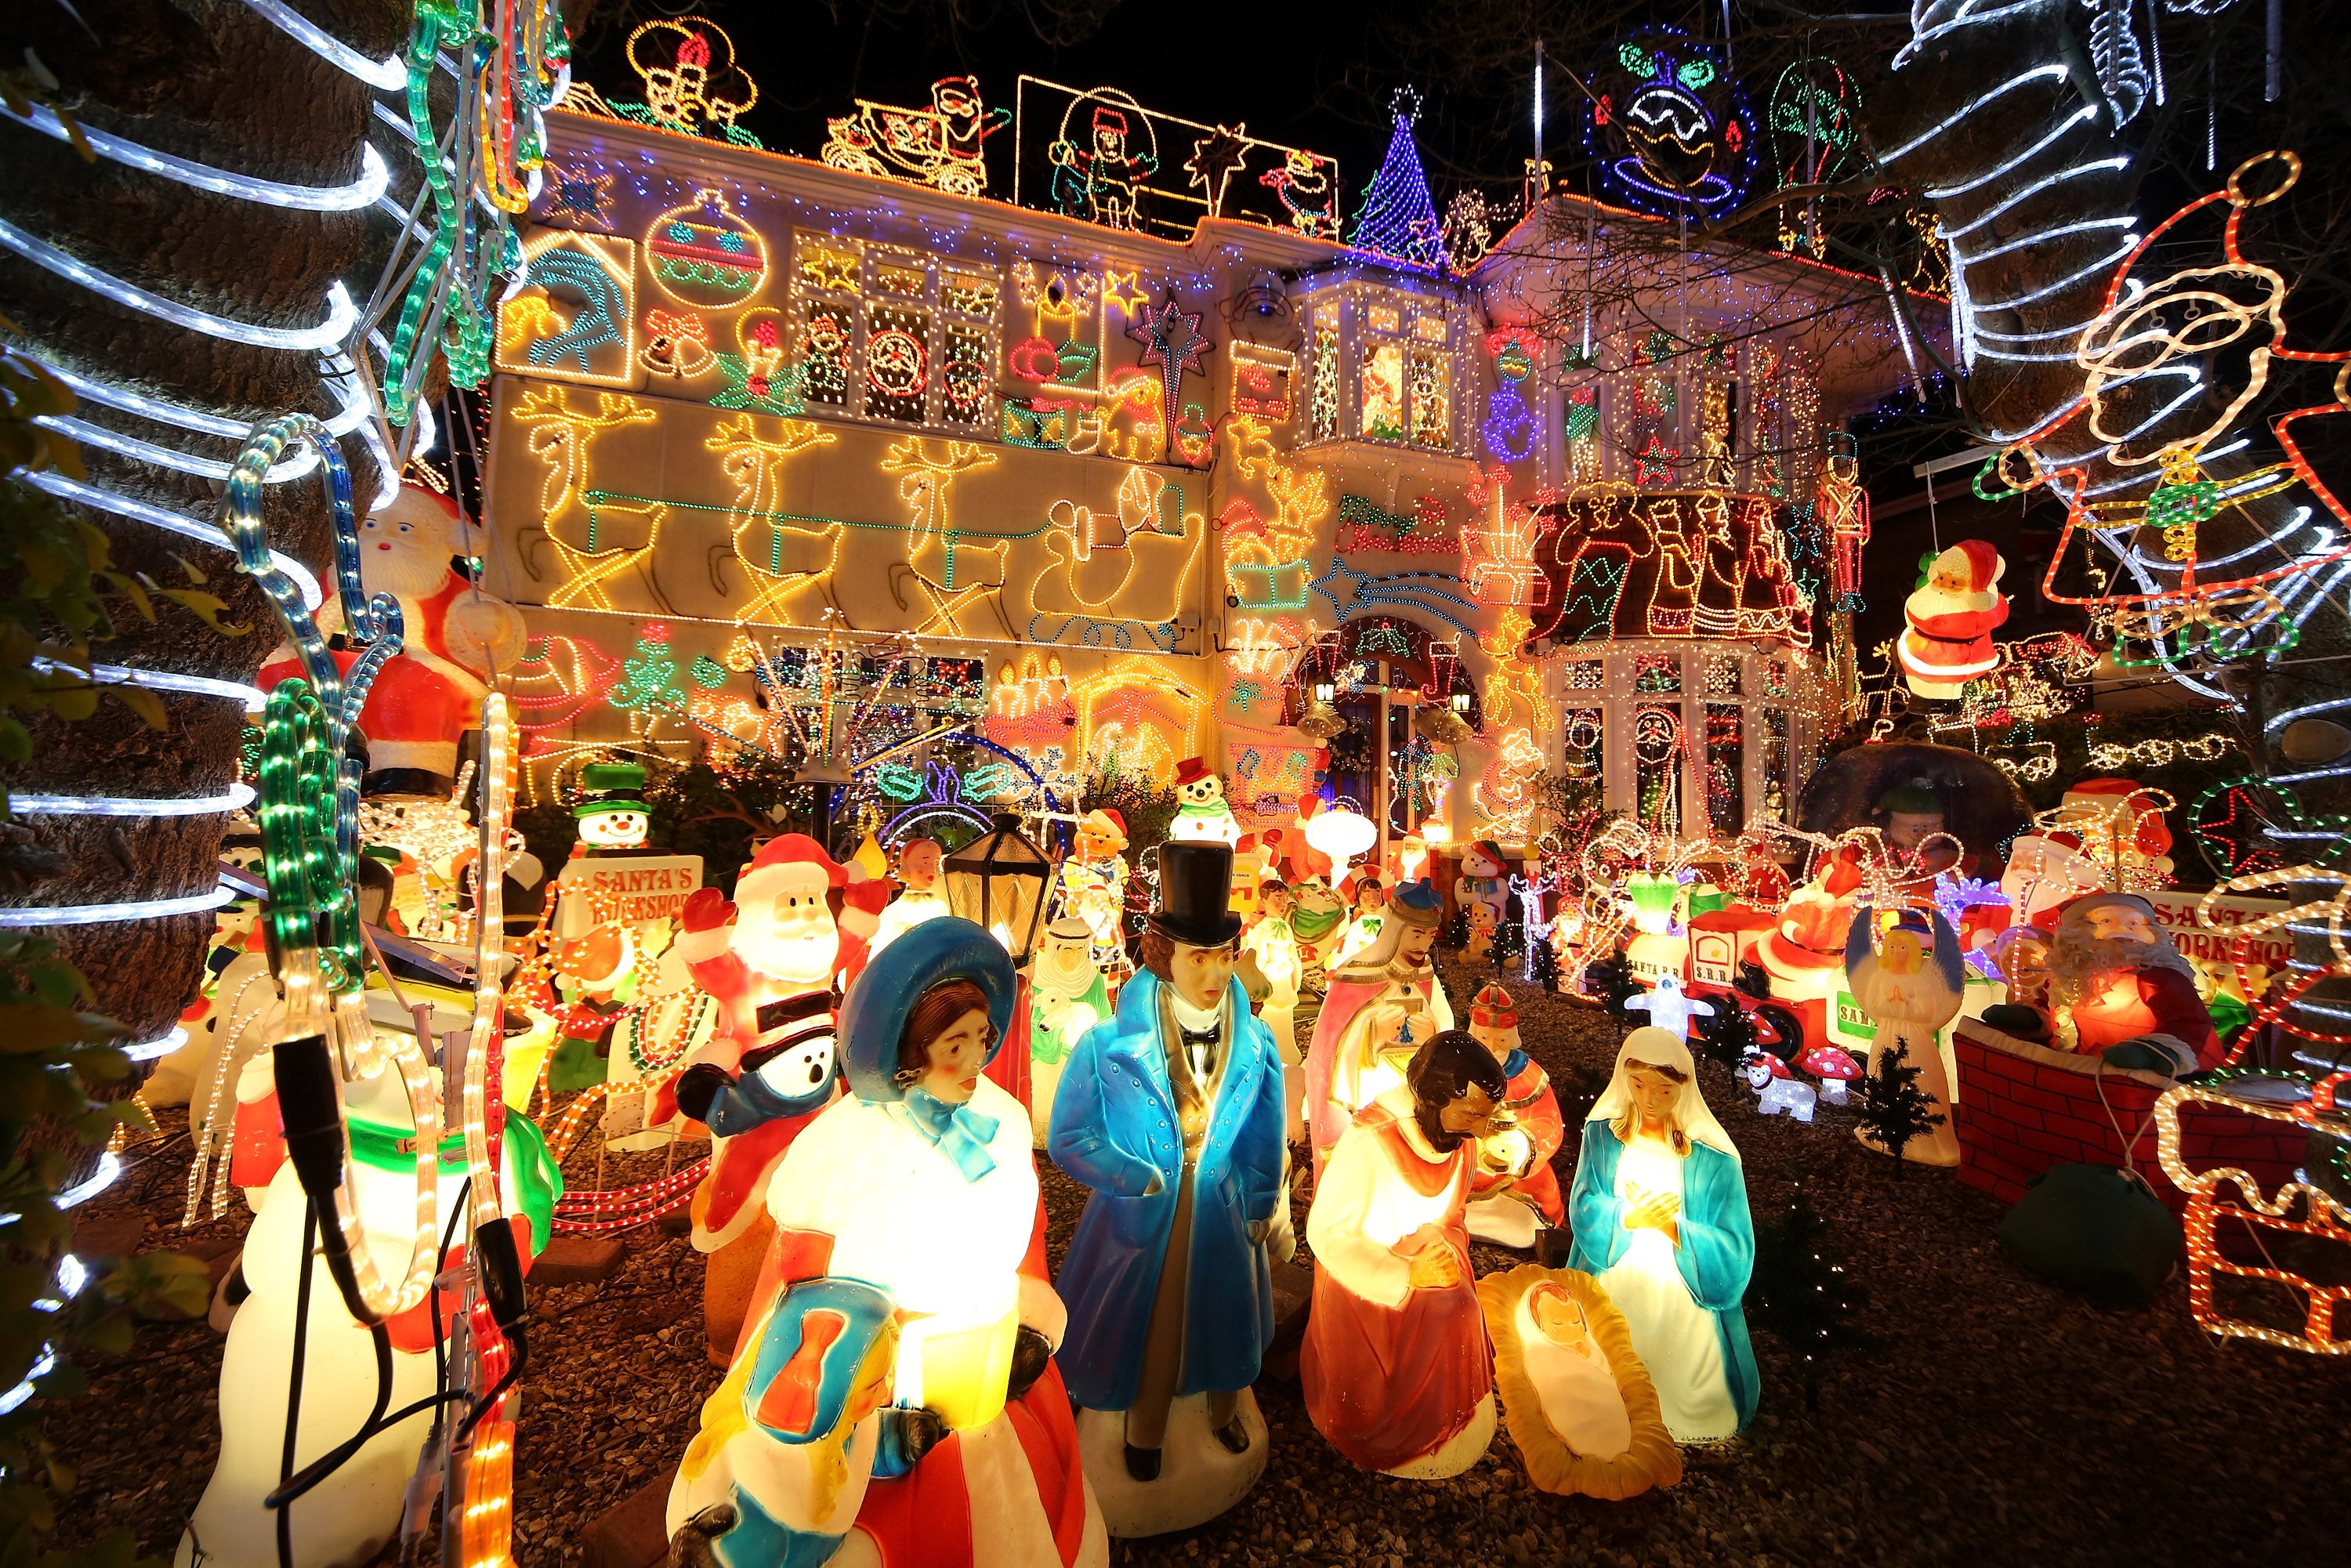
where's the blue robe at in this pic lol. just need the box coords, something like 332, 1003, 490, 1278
1565, 1121, 1760, 1432
1048, 969, 1288, 1411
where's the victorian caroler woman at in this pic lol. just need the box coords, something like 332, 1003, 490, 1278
1567, 1027, 1759, 1443
667, 918, 1107, 1568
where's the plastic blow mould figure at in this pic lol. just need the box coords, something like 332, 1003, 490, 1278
1048, 842, 1288, 1534
667, 918, 1107, 1568
1301, 1029, 1507, 1478
1305, 878, 1452, 1171
1028, 915, 1110, 1146
1567, 1028, 1759, 1443
1463, 982, 1567, 1250
1844, 907, 1966, 1166
1478, 1267, 1683, 1500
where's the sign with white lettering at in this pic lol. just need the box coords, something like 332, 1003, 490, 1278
556, 854, 705, 933
2144, 889, 2291, 972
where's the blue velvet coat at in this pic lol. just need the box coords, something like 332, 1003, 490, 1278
1048, 969, 1289, 1411
1565, 1120, 1761, 1432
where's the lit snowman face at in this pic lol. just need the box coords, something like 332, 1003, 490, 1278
1179, 773, 1223, 808
579, 808, 649, 849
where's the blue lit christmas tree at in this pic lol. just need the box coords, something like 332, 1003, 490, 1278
1351, 89, 1451, 271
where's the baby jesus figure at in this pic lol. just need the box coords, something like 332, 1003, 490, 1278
1476, 1266, 1683, 1501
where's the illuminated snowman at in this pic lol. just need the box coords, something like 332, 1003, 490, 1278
574, 761, 650, 852
1168, 755, 1241, 846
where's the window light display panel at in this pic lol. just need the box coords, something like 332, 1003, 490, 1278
787, 232, 1002, 433
1544, 645, 1823, 841
1294, 277, 1471, 454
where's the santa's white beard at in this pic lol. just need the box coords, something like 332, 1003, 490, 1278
2052, 933, 2193, 1005
1853, 961, 1961, 1030
363, 544, 457, 602
734, 924, 839, 988
1906, 585, 1990, 621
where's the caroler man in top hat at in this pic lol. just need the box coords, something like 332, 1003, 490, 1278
1049, 842, 1288, 1531
1303, 879, 1453, 1173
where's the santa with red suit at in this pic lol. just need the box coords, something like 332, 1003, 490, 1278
655, 834, 889, 1363
257, 483, 527, 795
1896, 540, 2008, 701
2042, 891, 2222, 1073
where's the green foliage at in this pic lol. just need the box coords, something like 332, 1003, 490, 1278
1746, 1175, 1874, 1411
1078, 766, 1177, 858
1854, 1039, 1944, 1178
0, 934, 205, 1568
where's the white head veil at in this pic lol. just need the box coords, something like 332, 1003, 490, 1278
1585, 1026, 1741, 1162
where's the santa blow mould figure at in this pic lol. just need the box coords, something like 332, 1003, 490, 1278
1897, 540, 2008, 701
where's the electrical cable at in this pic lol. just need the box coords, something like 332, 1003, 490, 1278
276, 1203, 317, 1568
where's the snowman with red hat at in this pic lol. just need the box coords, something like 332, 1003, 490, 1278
1168, 756, 1242, 846
1896, 539, 2008, 701
655, 832, 890, 1361
258, 482, 527, 796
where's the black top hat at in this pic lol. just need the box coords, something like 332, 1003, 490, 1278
1150, 842, 1244, 948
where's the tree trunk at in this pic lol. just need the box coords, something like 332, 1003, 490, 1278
0, 1, 406, 1071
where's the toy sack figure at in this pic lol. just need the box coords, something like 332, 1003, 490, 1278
1304, 879, 1453, 1172
1168, 756, 1243, 846
668, 919, 1109, 1568
1048, 842, 1288, 1534
656, 834, 884, 1361
1302, 1030, 1505, 1478
1463, 983, 1567, 1249
1478, 1266, 1682, 1500
1567, 1028, 1759, 1443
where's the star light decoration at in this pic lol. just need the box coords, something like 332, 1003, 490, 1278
544, 160, 616, 230
1127, 295, 1214, 459
1102, 268, 1150, 317
1632, 433, 1680, 486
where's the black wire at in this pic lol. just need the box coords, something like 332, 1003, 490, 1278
263, 1178, 473, 1511
277, 1203, 317, 1568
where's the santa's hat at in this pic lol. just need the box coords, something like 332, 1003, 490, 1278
1470, 981, 1518, 1030
1174, 756, 1213, 789
1080, 806, 1127, 848
1931, 538, 2003, 593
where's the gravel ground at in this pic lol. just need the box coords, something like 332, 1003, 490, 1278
45, 968, 2351, 1565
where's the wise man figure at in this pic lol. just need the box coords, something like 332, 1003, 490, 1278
1049, 841, 1289, 1512
1305, 879, 1453, 1172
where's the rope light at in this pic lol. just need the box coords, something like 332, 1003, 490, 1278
240, 0, 408, 91
0, 885, 232, 928
8, 782, 256, 817
20, 469, 326, 610
0, 99, 389, 210
28, 656, 266, 712
0, 217, 357, 352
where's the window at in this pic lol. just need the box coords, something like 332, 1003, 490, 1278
788, 234, 1001, 434
1297, 282, 1466, 451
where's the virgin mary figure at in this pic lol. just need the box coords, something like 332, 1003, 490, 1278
668, 918, 1107, 1567
1565, 1027, 1759, 1443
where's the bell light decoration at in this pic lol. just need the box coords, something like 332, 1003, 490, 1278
1303, 802, 1378, 871
943, 811, 1054, 963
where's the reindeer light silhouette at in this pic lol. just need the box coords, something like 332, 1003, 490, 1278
880, 436, 1011, 637
701, 414, 842, 627
511, 386, 665, 612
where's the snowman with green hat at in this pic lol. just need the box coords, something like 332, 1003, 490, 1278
574, 760, 650, 853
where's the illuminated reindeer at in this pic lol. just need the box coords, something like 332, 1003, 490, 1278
879, 436, 1011, 638
701, 414, 842, 627
510, 386, 666, 612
